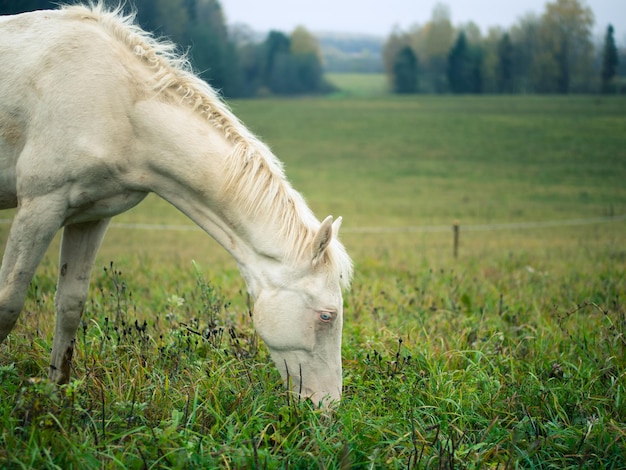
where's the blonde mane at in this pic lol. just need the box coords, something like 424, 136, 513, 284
63, 2, 352, 287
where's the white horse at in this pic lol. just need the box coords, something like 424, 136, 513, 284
0, 3, 352, 407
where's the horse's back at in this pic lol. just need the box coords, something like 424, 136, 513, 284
0, 8, 139, 120
0, 7, 148, 215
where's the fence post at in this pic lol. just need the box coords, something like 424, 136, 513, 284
453, 221, 460, 258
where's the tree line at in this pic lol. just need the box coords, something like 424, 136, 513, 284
384, 0, 621, 94
0, 0, 329, 98
2, 0, 621, 96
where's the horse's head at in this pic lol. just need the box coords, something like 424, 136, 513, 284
252, 216, 350, 408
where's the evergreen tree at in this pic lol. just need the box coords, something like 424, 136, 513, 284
263, 31, 291, 89
392, 46, 419, 93
187, 0, 241, 96
496, 33, 514, 93
448, 32, 468, 92
601, 25, 619, 93
469, 46, 484, 93
448, 32, 482, 93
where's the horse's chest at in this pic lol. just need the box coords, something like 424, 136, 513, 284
65, 187, 147, 224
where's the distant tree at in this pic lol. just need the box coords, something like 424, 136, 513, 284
414, 3, 455, 92
0, 0, 56, 14
601, 25, 619, 93
187, 0, 241, 96
385, 4, 456, 93
237, 41, 264, 97
383, 28, 412, 89
470, 45, 484, 94
461, 21, 482, 44
448, 32, 468, 93
134, 0, 189, 45
536, 0, 594, 93
618, 45, 626, 84
448, 32, 483, 93
183, 0, 197, 22
510, 13, 542, 92
261, 30, 322, 95
131, 0, 160, 34
496, 33, 514, 93
392, 46, 419, 93
480, 27, 504, 93
259, 26, 327, 95
268, 54, 300, 94
263, 31, 291, 87
290, 26, 322, 60
289, 26, 325, 92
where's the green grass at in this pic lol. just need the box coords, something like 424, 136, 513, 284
1, 95, 626, 468
326, 73, 389, 97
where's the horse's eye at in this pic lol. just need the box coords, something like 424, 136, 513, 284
318, 311, 333, 322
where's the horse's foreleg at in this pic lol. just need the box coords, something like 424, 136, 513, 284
49, 219, 110, 384
0, 198, 63, 343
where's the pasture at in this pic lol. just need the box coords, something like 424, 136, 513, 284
326, 73, 389, 97
1, 94, 625, 468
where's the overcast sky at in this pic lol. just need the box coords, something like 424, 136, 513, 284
220, 1, 624, 42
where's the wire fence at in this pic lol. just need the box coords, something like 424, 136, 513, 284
342, 214, 626, 234
0, 214, 624, 234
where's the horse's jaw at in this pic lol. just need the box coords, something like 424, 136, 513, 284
268, 348, 342, 408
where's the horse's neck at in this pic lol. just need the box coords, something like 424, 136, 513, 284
130, 99, 295, 297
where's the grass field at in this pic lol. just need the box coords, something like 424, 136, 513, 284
1, 94, 625, 468
326, 73, 389, 97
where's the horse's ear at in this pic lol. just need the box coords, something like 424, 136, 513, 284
332, 216, 342, 235
312, 215, 334, 264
